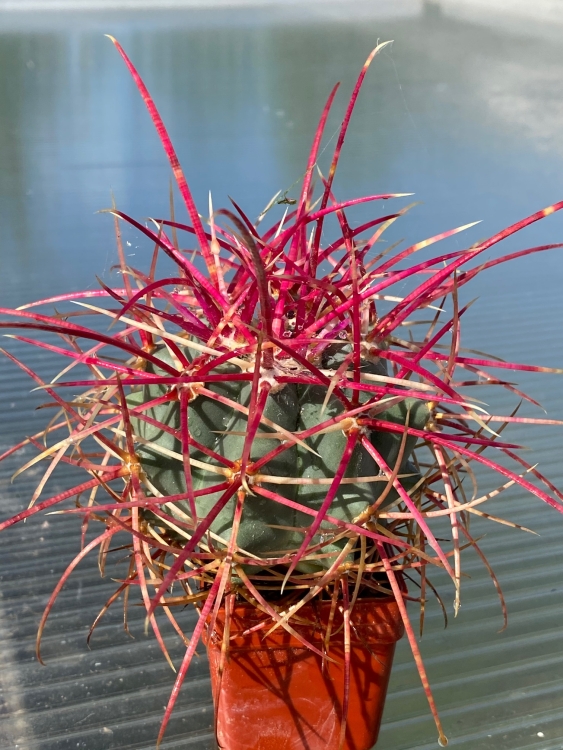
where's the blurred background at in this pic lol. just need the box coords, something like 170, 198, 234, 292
1, 1, 563, 749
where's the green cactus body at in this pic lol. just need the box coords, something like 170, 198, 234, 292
130, 346, 429, 570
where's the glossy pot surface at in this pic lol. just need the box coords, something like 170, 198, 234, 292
204, 596, 404, 750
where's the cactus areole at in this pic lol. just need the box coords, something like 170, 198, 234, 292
2, 37, 563, 750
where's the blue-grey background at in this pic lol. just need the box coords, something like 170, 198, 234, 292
1, 2, 563, 749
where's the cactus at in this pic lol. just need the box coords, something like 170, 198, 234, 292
129, 344, 430, 569
2, 38, 563, 750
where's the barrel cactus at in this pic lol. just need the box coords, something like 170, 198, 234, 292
129, 344, 430, 571
2, 38, 563, 749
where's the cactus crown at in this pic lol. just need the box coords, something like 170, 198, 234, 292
2, 39, 563, 748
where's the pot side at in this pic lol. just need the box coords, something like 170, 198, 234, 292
204, 596, 404, 750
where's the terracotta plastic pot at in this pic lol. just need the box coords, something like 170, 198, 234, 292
203, 595, 404, 750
